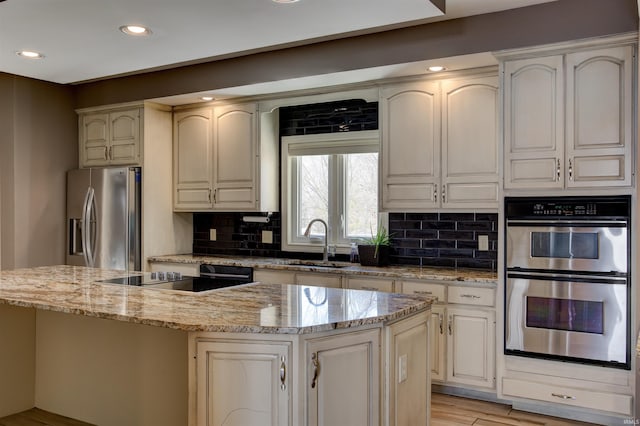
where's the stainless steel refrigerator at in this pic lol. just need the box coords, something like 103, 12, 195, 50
66, 167, 141, 271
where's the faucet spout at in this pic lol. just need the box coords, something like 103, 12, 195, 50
303, 218, 329, 262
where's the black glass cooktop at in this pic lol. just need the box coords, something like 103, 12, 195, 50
98, 275, 250, 292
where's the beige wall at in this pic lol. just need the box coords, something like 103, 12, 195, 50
0, 74, 77, 269
74, 0, 638, 108
35, 310, 188, 426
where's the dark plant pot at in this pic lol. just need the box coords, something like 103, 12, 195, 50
357, 245, 390, 267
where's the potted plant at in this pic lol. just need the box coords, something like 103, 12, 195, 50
357, 225, 392, 267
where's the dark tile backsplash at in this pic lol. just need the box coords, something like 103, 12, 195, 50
388, 212, 498, 271
279, 99, 378, 136
193, 211, 498, 271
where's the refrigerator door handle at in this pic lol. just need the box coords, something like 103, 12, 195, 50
82, 187, 97, 267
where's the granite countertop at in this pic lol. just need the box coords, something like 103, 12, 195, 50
148, 254, 498, 285
0, 265, 433, 334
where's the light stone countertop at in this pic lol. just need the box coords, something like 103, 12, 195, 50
0, 265, 433, 334
148, 254, 498, 285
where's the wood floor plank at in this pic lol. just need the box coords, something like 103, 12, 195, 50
0, 409, 94, 426
431, 393, 599, 426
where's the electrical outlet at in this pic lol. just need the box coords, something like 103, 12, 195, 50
398, 354, 408, 383
209, 229, 217, 241
478, 235, 489, 251
262, 230, 273, 244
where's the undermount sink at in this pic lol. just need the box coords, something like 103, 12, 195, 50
286, 260, 350, 269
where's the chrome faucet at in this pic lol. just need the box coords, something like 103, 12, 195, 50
303, 218, 329, 262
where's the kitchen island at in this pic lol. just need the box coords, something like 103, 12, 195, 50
0, 265, 432, 426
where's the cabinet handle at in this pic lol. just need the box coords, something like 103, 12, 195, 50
213, 188, 217, 203
279, 356, 286, 391
460, 294, 481, 299
103, 147, 109, 160
311, 352, 320, 389
442, 185, 446, 203
438, 313, 443, 335
568, 159, 573, 180
551, 393, 576, 400
360, 286, 378, 291
207, 189, 212, 203
434, 187, 438, 203
413, 290, 433, 295
448, 315, 453, 335
108, 146, 112, 160
556, 158, 561, 181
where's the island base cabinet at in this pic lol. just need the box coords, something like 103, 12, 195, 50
305, 329, 380, 426
193, 339, 292, 426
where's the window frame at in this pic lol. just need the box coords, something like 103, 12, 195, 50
281, 130, 380, 255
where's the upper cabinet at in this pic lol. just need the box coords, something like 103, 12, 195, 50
173, 101, 279, 212
79, 107, 141, 167
503, 44, 634, 189
380, 74, 499, 211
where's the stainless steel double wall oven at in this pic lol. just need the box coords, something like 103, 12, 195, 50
505, 196, 631, 370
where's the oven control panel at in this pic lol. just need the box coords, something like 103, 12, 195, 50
505, 196, 630, 219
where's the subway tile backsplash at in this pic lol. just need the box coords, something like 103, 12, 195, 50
388, 212, 498, 271
193, 211, 498, 271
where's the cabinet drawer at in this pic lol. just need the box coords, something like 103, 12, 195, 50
400, 281, 446, 303
448, 286, 494, 306
346, 277, 394, 292
502, 377, 632, 416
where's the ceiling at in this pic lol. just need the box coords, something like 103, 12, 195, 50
2, 0, 556, 87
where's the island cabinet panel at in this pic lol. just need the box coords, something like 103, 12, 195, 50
173, 108, 214, 210
253, 269, 297, 285
305, 329, 380, 426
380, 81, 440, 211
344, 276, 394, 292
79, 107, 141, 167
429, 304, 446, 382
194, 340, 291, 426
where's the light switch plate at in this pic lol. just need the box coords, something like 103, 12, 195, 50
262, 230, 273, 244
209, 229, 217, 241
478, 235, 489, 251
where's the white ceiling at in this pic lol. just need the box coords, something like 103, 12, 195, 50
1, 0, 555, 88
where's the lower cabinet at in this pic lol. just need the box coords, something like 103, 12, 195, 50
306, 329, 380, 426
254, 269, 342, 288
446, 306, 495, 388
189, 311, 430, 426
429, 305, 446, 382
194, 340, 291, 426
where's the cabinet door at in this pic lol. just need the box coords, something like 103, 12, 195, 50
295, 272, 342, 288
380, 81, 440, 211
80, 112, 109, 167
504, 56, 564, 189
174, 108, 213, 210
345, 276, 394, 292
430, 305, 446, 382
446, 306, 495, 389
212, 103, 257, 210
109, 108, 141, 165
254, 269, 297, 285
306, 329, 379, 426
566, 46, 633, 187
441, 77, 499, 208
195, 340, 290, 426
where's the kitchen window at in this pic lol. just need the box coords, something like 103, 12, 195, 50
281, 130, 380, 254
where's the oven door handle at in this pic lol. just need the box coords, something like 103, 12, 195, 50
507, 270, 627, 284
506, 219, 628, 227
200, 272, 252, 280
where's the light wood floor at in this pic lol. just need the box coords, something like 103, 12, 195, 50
0, 394, 602, 426
432, 393, 599, 426
0, 408, 94, 426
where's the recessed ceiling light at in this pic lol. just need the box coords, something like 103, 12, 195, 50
272, 0, 300, 3
120, 25, 152, 36
200, 96, 214, 101
428, 66, 446, 72
16, 50, 44, 59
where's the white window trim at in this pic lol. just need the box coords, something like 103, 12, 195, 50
281, 130, 381, 255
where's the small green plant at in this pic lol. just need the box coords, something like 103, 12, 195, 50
362, 225, 392, 258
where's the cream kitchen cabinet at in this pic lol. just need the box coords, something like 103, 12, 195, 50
254, 269, 342, 288
380, 74, 499, 211
344, 276, 394, 292
79, 107, 141, 167
503, 44, 634, 189
173, 108, 214, 210
305, 329, 380, 426
193, 338, 291, 426
173, 102, 279, 212
401, 280, 495, 390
